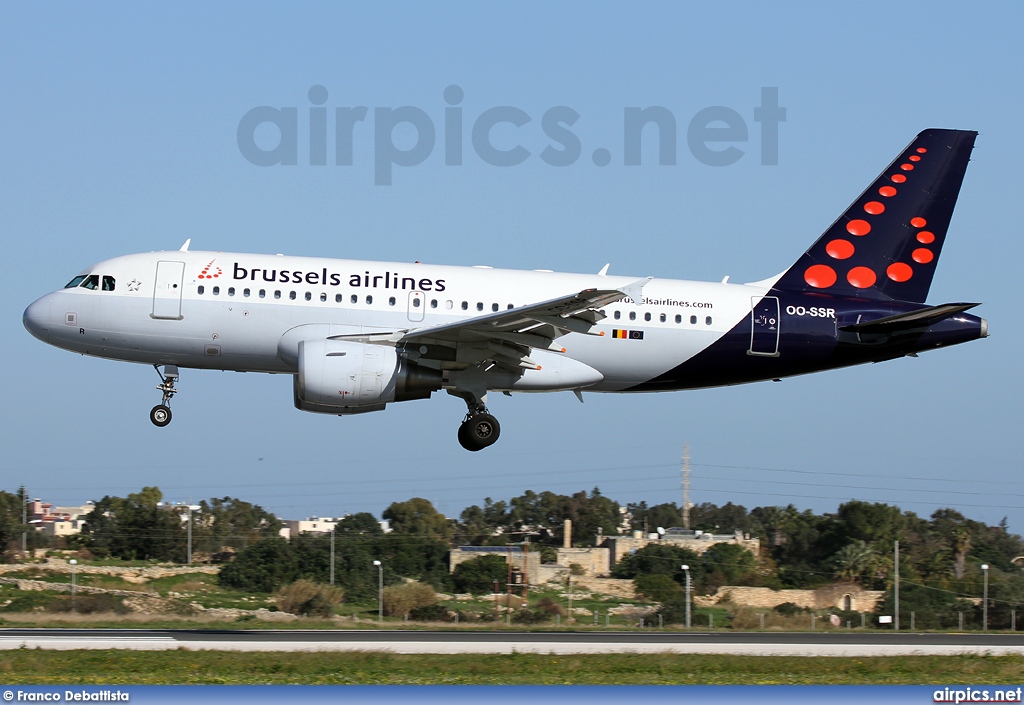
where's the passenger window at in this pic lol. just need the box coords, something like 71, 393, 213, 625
305, 292, 312, 301
102, 276, 116, 291
430, 299, 438, 308
81, 275, 99, 290
335, 294, 342, 303
690, 315, 697, 324
660, 313, 666, 323
629, 311, 636, 321
259, 289, 266, 299
445, 300, 453, 310
413, 298, 421, 307
289, 291, 296, 300
476, 302, 483, 311
228, 287, 235, 296
65, 275, 87, 288
213, 286, 220, 295
366, 295, 373, 304
507, 304, 513, 309
389, 296, 396, 306
198, 285, 205, 295
351, 294, 357, 304
644, 312, 651, 322
243, 288, 250, 298
675, 314, 682, 324
461, 301, 468, 310
274, 290, 281, 299
613, 310, 621, 320
705, 316, 712, 325
320, 293, 327, 302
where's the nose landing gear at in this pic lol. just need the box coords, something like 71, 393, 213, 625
150, 364, 178, 427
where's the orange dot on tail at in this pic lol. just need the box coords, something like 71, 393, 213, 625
847, 219, 871, 236
887, 262, 913, 282
804, 264, 837, 288
879, 186, 897, 197
910, 216, 927, 227
916, 230, 935, 244
826, 239, 855, 259
901, 163, 915, 171
912, 248, 934, 264
916, 147, 927, 153
847, 266, 877, 288
864, 201, 885, 215
891, 174, 907, 183
909, 155, 921, 162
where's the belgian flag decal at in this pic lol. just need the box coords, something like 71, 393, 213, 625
612, 329, 644, 340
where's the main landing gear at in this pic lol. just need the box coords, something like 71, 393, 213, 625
458, 407, 501, 452
150, 364, 178, 428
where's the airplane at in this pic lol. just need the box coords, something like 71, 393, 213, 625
23, 129, 986, 451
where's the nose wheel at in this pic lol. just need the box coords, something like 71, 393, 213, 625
150, 365, 179, 428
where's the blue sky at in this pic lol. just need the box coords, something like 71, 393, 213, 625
3, 3, 1021, 532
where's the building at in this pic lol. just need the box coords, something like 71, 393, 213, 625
603, 528, 760, 567
281, 516, 392, 539
449, 546, 543, 585
27, 500, 94, 537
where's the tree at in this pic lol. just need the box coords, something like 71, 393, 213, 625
829, 540, 878, 581
335, 512, 383, 535
382, 581, 437, 617
218, 537, 300, 592
702, 542, 758, 587
635, 573, 685, 602
452, 554, 509, 594
196, 496, 281, 553
382, 498, 454, 541
612, 544, 707, 592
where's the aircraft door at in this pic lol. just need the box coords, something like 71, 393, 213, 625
152, 261, 185, 320
748, 296, 780, 356
407, 291, 425, 322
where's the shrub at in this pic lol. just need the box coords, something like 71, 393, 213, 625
657, 599, 689, 625
409, 602, 451, 622
276, 579, 343, 617
452, 554, 509, 594
773, 601, 810, 616
219, 538, 299, 593
635, 573, 685, 602
46, 594, 129, 615
535, 596, 566, 616
512, 608, 551, 624
382, 581, 437, 617
569, 563, 586, 576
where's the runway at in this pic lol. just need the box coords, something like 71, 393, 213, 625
2, 629, 1023, 656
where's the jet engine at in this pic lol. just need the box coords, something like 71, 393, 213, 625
293, 339, 441, 415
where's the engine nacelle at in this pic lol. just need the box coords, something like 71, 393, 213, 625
293, 339, 441, 415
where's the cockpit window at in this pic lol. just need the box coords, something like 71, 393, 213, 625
80, 275, 100, 290
65, 275, 87, 288
102, 276, 115, 291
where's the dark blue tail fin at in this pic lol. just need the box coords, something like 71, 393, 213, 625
771, 129, 977, 303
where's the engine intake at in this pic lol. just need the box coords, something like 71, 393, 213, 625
294, 339, 441, 415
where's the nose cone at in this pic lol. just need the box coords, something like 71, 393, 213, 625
23, 296, 51, 343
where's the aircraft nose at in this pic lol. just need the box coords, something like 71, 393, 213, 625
23, 296, 51, 343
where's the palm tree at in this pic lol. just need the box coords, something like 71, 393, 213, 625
831, 540, 877, 581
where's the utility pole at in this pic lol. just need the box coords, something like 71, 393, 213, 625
21, 487, 28, 556
682, 444, 691, 530
330, 527, 335, 585
894, 540, 900, 631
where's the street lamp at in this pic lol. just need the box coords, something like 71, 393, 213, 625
69, 559, 77, 611
981, 564, 989, 631
681, 564, 691, 628
373, 560, 383, 623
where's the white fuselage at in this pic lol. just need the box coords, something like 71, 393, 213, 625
25, 250, 767, 392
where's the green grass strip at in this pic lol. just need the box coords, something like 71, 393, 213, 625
0, 651, 1021, 685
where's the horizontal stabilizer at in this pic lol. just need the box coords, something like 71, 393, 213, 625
840, 303, 979, 335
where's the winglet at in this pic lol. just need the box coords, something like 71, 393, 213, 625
598, 263, 610, 277
179, 239, 191, 252
618, 276, 652, 306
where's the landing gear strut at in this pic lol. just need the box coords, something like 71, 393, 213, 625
150, 364, 178, 428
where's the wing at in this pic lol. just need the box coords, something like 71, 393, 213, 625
329, 286, 640, 372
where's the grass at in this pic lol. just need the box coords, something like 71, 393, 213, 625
0, 651, 1020, 684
